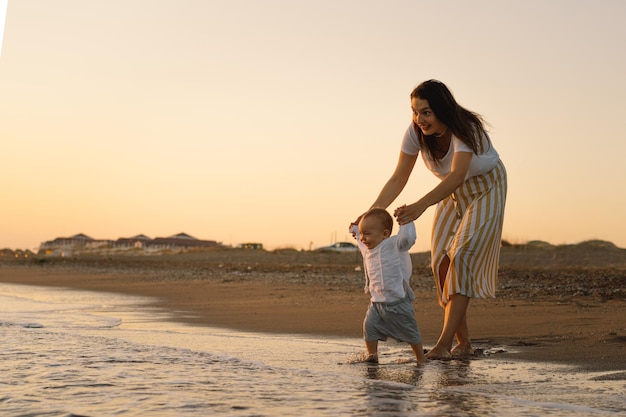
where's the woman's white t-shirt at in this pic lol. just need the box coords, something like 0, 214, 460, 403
400, 124, 500, 180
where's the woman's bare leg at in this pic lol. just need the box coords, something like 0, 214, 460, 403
451, 313, 474, 356
427, 254, 471, 359
426, 294, 470, 359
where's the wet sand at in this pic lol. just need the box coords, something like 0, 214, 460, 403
1, 244, 625, 372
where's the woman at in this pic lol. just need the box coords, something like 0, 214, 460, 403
353, 80, 507, 359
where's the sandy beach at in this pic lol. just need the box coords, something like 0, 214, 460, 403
1, 243, 625, 373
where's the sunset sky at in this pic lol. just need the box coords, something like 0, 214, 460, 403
1, 0, 625, 253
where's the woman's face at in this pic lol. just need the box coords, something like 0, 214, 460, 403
411, 97, 447, 136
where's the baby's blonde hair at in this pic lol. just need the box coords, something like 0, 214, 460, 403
362, 208, 393, 233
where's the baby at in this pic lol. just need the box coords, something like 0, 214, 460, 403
350, 208, 426, 364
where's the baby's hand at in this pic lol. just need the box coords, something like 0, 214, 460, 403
349, 213, 365, 232
349, 223, 359, 238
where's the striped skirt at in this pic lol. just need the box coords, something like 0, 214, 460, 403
431, 159, 507, 307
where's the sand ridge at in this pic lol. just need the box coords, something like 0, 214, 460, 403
1, 246, 625, 372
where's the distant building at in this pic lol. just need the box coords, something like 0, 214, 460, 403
148, 233, 220, 250
115, 234, 153, 249
38, 232, 221, 256
0, 249, 35, 259
40, 233, 95, 248
237, 243, 264, 250
39, 233, 107, 256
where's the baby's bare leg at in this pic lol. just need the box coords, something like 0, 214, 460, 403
365, 340, 378, 363
410, 343, 427, 364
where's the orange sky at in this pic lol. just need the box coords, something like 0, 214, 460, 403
1, 0, 625, 252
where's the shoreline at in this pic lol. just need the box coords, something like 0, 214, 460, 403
1, 253, 625, 373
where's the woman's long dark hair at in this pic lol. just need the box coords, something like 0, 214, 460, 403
411, 80, 487, 162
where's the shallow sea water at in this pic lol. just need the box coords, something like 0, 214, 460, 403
1, 282, 625, 416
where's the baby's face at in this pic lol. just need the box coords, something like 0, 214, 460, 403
358, 217, 390, 250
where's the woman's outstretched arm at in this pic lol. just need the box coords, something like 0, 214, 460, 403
370, 151, 418, 210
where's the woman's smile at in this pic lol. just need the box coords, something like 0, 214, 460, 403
419, 124, 433, 134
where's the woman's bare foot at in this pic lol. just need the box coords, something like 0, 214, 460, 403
425, 346, 452, 360
451, 343, 474, 358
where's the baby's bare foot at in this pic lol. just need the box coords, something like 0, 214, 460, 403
364, 354, 379, 364
347, 352, 379, 364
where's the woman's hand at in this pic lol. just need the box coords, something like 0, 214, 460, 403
394, 203, 427, 225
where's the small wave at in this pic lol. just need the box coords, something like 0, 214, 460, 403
590, 371, 626, 381
22, 322, 44, 328
0, 320, 44, 328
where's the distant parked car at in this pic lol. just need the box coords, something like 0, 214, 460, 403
316, 242, 358, 253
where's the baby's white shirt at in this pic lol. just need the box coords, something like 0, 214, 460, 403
351, 222, 416, 302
